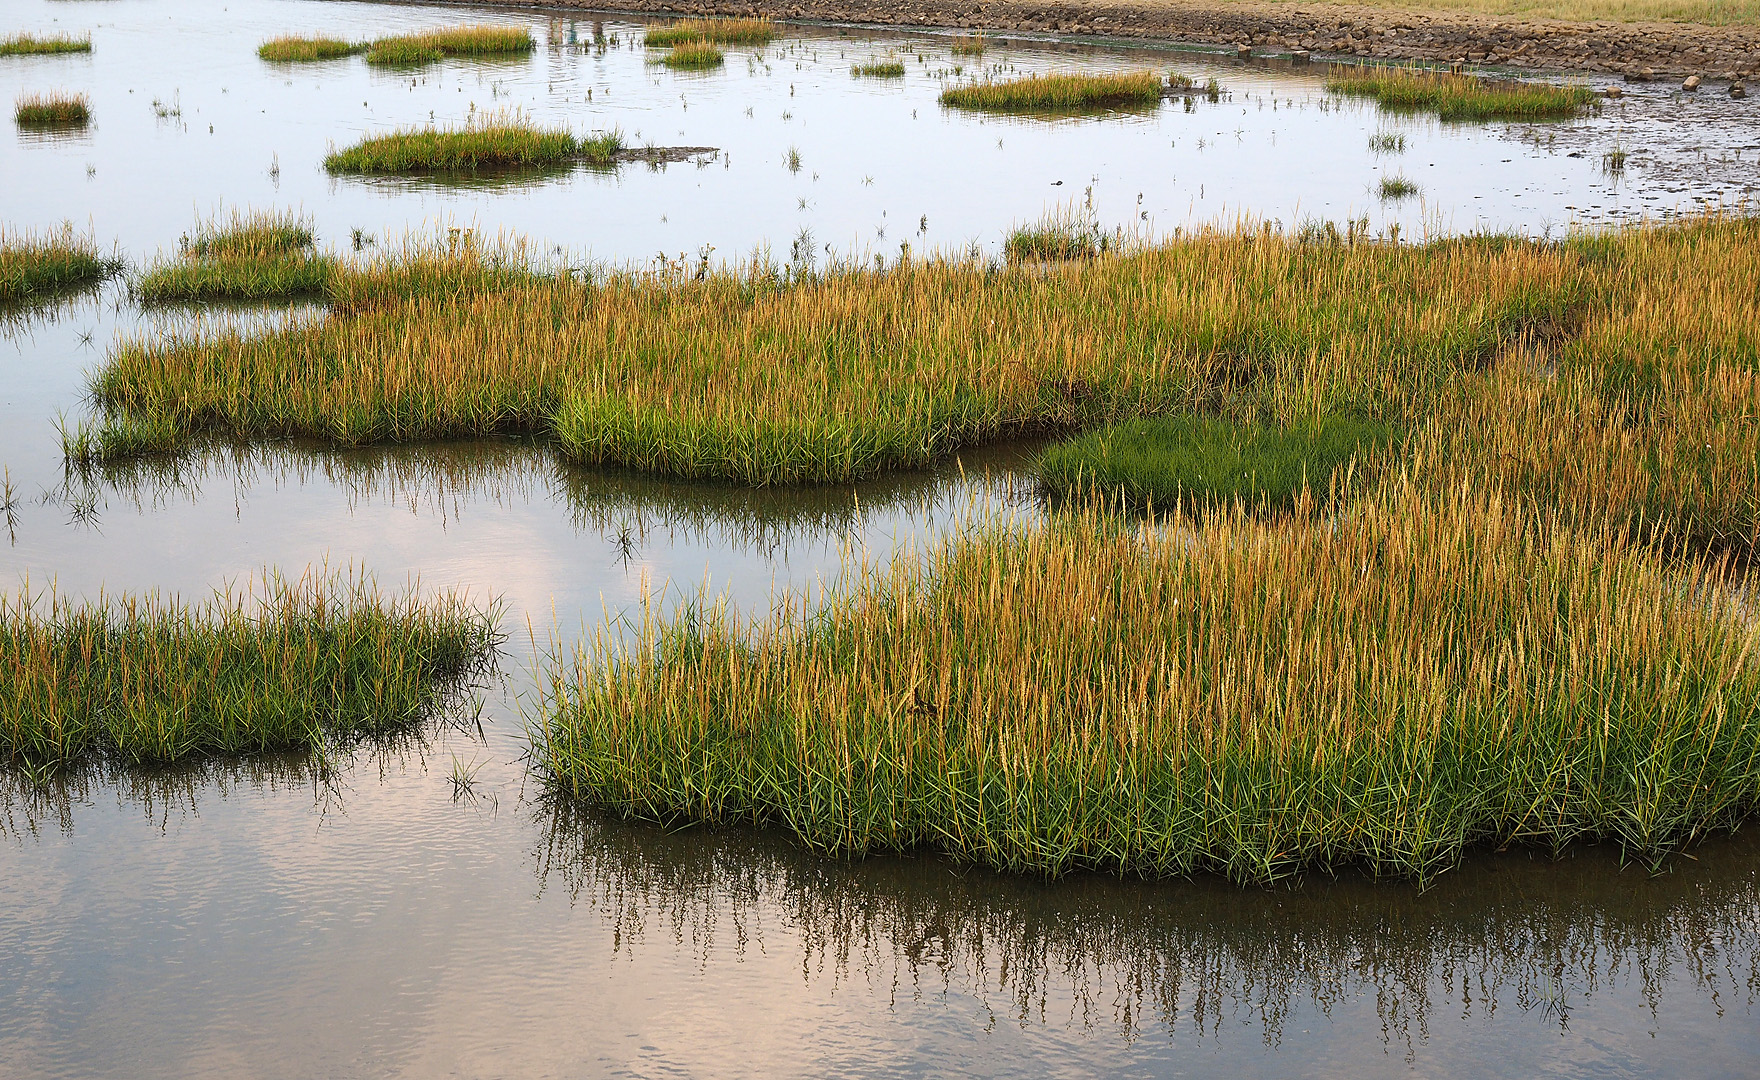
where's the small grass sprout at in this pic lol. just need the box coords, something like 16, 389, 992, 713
1603, 148, 1629, 174
0, 33, 92, 56
258, 35, 365, 62
643, 18, 776, 48
1329, 66, 1596, 120
940, 71, 1164, 112
15, 91, 89, 128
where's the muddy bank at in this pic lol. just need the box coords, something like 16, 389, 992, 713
508, 0, 1760, 78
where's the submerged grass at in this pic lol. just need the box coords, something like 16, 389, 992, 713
536, 476, 1760, 883
325, 118, 621, 173
941, 72, 1164, 112
643, 18, 777, 47
0, 33, 92, 56
660, 41, 725, 69
1036, 415, 1395, 509
1329, 66, 1597, 120
0, 571, 498, 768
364, 25, 533, 66
15, 91, 89, 127
0, 227, 116, 303
258, 35, 364, 62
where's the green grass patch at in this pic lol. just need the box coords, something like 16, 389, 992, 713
0, 574, 497, 767
643, 18, 776, 47
534, 477, 1760, 883
0, 227, 115, 303
0, 33, 92, 56
14, 91, 88, 127
1005, 209, 1110, 262
325, 119, 621, 174
1329, 66, 1597, 120
1035, 415, 1396, 509
182, 208, 315, 257
364, 24, 533, 66
851, 60, 905, 78
258, 35, 364, 62
660, 41, 724, 69
1379, 175, 1420, 200
940, 71, 1164, 113
136, 255, 337, 303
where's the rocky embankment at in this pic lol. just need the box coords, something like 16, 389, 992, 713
512, 0, 1760, 79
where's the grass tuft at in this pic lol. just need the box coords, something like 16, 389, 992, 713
1329, 66, 1597, 120
1035, 415, 1395, 509
941, 71, 1164, 112
324, 117, 621, 174
852, 60, 906, 78
0, 33, 92, 56
364, 24, 533, 66
15, 91, 89, 127
951, 32, 988, 56
643, 18, 777, 47
258, 35, 364, 62
1379, 175, 1420, 199
0, 572, 498, 767
660, 41, 725, 69
0, 226, 116, 303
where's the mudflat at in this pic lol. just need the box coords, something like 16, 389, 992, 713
504, 0, 1760, 77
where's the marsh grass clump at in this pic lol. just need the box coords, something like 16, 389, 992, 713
135, 210, 333, 303
535, 477, 1760, 884
1004, 208, 1110, 261
1035, 415, 1395, 509
1369, 130, 1407, 153
1603, 148, 1628, 174
852, 60, 906, 78
0, 227, 116, 303
365, 24, 533, 66
1329, 66, 1596, 120
181, 208, 315, 257
643, 18, 777, 47
0, 572, 498, 768
950, 33, 988, 56
1379, 174, 1420, 199
15, 91, 89, 128
324, 117, 620, 174
660, 41, 725, 69
940, 71, 1164, 112
0, 33, 92, 56
258, 35, 365, 62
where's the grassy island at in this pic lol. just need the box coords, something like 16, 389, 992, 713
1, 228, 115, 303
257, 35, 365, 62
941, 72, 1164, 112
1329, 66, 1597, 120
363, 25, 533, 66
0, 33, 92, 56
643, 18, 776, 47
324, 120, 621, 174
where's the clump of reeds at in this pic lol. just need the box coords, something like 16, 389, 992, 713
660, 41, 724, 70
0, 570, 498, 767
852, 60, 906, 78
257, 35, 365, 62
1368, 131, 1407, 154
0, 33, 92, 56
535, 474, 1760, 883
135, 209, 333, 303
324, 116, 620, 173
1329, 66, 1596, 120
1036, 414, 1395, 509
940, 71, 1163, 112
0, 226, 116, 303
950, 32, 987, 56
364, 24, 533, 66
643, 18, 776, 47
1004, 207, 1109, 261
1379, 175, 1419, 200
15, 91, 89, 128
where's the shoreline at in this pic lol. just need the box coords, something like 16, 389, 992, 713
468, 0, 1760, 79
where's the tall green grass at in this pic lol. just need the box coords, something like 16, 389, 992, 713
535, 476, 1760, 883
325, 118, 621, 173
0, 572, 497, 767
852, 60, 906, 78
258, 35, 364, 62
1036, 415, 1395, 509
137, 210, 331, 303
643, 18, 776, 47
0, 227, 116, 303
0, 33, 91, 56
364, 25, 532, 66
941, 72, 1163, 112
1329, 66, 1597, 120
14, 91, 89, 127
660, 41, 724, 70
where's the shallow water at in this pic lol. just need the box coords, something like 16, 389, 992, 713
2, 0, 1759, 1076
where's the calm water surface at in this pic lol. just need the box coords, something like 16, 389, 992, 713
2, 1, 1758, 1076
